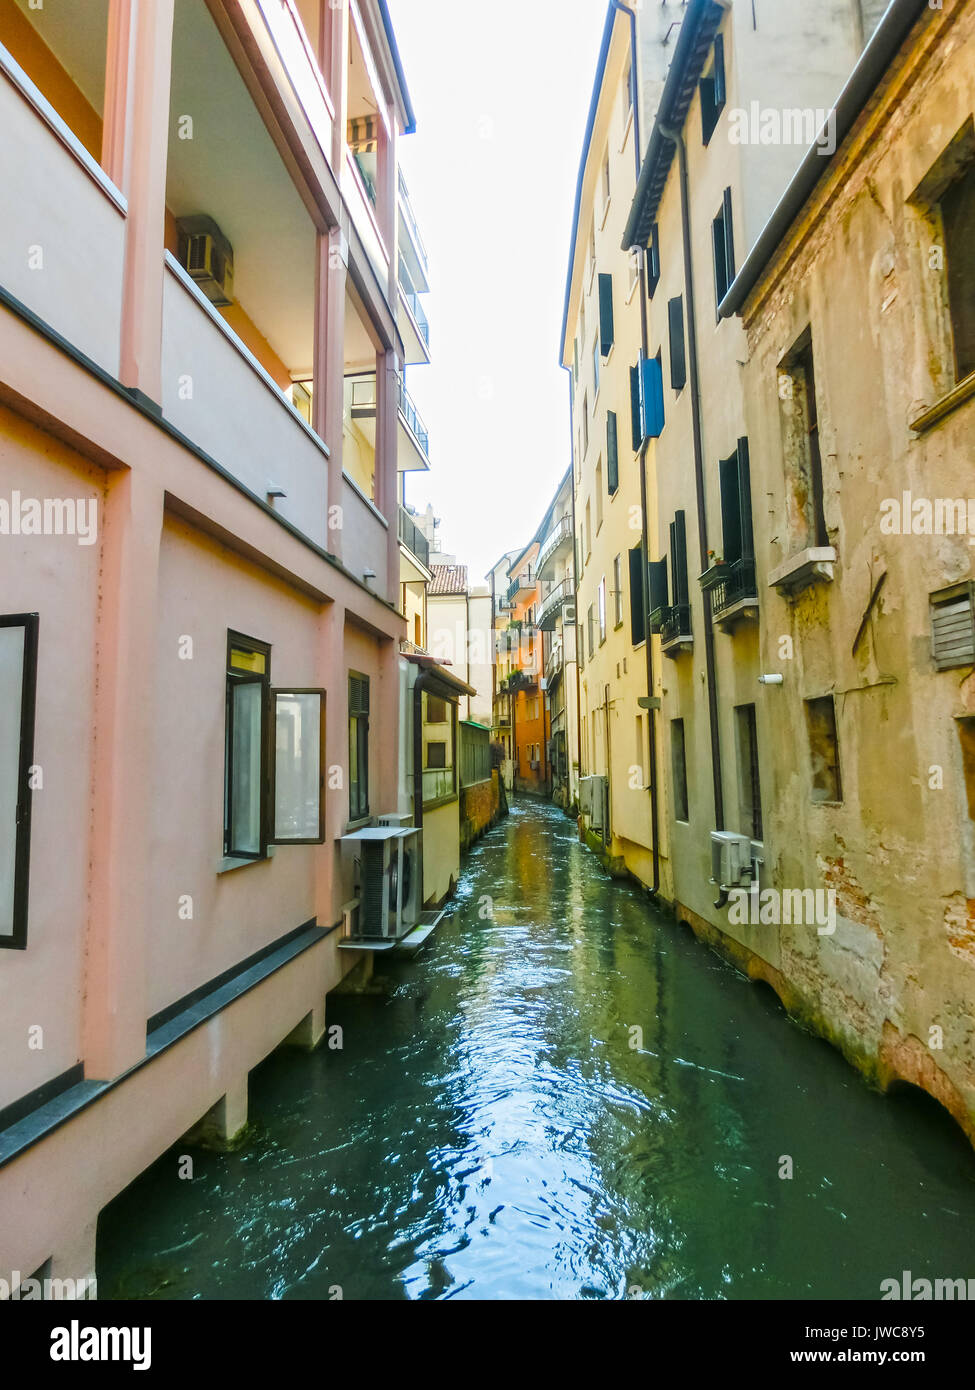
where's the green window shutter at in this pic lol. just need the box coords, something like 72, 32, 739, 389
723, 186, 735, 284
736, 437, 753, 559
719, 451, 743, 565
670, 510, 690, 608
647, 224, 660, 299
630, 363, 642, 453
598, 272, 615, 356
607, 411, 619, 494
648, 558, 669, 632
668, 295, 686, 391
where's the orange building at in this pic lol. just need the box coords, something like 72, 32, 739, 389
503, 544, 551, 795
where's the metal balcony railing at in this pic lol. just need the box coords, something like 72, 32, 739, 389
507, 568, 537, 605
398, 257, 430, 347
398, 379, 429, 458
707, 558, 758, 619
537, 515, 573, 574
398, 505, 430, 567
537, 578, 572, 630
545, 643, 564, 684
658, 603, 693, 647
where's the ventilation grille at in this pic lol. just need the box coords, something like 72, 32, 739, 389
349, 674, 370, 716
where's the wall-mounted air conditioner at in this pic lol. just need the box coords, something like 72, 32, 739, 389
342, 826, 422, 939
177, 215, 235, 306
579, 775, 607, 831
710, 831, 755, 891
377, 812, 414, 829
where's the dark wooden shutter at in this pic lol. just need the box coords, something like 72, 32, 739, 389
931, 584, 975, 670
629, 544, 646, 646
598, 272, 615, 356
668, 295, 686, 391
630, 363, 643, 453
642, 354, 665, 438
722, 186, 735, 285
719, 451, 743, 565
646, 224, 660, 299
648, 558, 669, 632
349, 674, 370, 715
670, 510, 689, 608
607, 411, 619, 494
737, 437, 753, 559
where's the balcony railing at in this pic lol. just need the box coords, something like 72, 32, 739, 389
537, 578, 572, 631
398, 505, 430, 567
703, 557, 759, 620
545, 643, 564, 684
398, 167, 429, 274
398, 379, 429, 457
507, 569, 537, 605
658, 604, 693, 648
537, 515, 573, 576
398, 258, 430, 346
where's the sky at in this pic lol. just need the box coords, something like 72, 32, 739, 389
387, 0, 608, 583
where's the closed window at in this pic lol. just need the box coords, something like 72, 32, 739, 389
423, 691, 455, 803
668, 295, 687, 392
595, 460, 604, 531
700, 34, 726, 145
427, 694, 448, 723
607, 411, 619, 495
646, 223, 660, 299
806, 695, 842, 803
628, 543, 646, 646
225, 635, 270, 858
349, 672, 370, 821
593, 338, 600, 396
930, 583, 975, 670
427, 741, 447, 769
718, 439, 755, 572
598, 578, 607, 644
598, 272, 615, 356
613, 554, 623, 627
0, 614, 38, 950
940, 150, 975, 381
588, 604, 595, 659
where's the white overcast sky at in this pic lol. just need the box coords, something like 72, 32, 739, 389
387, 0, 608, 582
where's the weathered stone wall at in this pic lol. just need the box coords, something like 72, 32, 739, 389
460, 771, 504, 851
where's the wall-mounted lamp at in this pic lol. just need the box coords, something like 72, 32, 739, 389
758, 674, 784, 686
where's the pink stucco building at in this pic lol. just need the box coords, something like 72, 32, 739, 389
0, 0, 432, 1294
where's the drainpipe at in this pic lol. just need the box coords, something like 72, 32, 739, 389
411, 667, 439, 906
614, 0, 661, 895
659, 120, 725, 837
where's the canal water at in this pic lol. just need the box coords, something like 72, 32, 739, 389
98, 799, 975, 1301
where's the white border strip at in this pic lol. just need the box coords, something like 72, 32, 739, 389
0, 39, 127, 215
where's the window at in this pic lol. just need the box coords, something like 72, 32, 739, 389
671, 719, 689, 822
646, 223, 660, 299
623, 58, 632, 121
598, 578, 607, 644
427, 741, 447, 769
225, 633, 326, 855
423, 690, 456, 803
648, 557, 668, 631
587, 604, 595, 659
589, 214, 596, 276
593, 339, 600, 397
349, 672, 370, 821
669, 511, 691, 635
427, 694, 448, 723
585, 500, 592, 558
598, 272, 615, 356
602, 151, 611, 208
573, 337, 579, 383
582, 392, 589, 456
700, 34, 726, 145
805, 696, 842, 803
629, 543, 646, 646
595, 460, 604, 530
781, 331, 829, 548
940, 150, 975, 381
712, 187, 735, 313
1, 614, 38, 950
931, 583, 975, 670
719, 439, 755, 571
613, 554, 623, 627
607, 411, 619, 495
668, 295, 687, 392
735, 703, 763, 840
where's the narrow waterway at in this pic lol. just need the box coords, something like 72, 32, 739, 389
98, 799, 975, 1300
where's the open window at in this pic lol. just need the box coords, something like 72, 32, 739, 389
0, 614, 39, 950
224, 633, 326, 858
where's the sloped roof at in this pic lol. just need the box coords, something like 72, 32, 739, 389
429, 564, 468, 596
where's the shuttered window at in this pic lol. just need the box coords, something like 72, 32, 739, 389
700, 34, 726, 146
931, 584, 975, 670
668, 295, 687, 392
0, 614, 38, 950
670, 510, 690, 610
712, 187, 735, 312
630, 363, 643, 453
629, 544, 646, 646
607, 411, 619, 495
598, 272, 615, 357
642, 353, 665, 439
648, 559, 669, 632
719, 439, 754, 566
646, 223, 660, 299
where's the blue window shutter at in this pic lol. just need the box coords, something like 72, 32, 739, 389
641, 354, 665, 439
598, 273, 615, 356
630, 364, 642, 453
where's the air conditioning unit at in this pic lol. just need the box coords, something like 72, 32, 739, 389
710, 831, 755, 891
343, 826, 422, 939
177, 215, 235, 306
564, 604, 577, 624
579, 775, 607, 831
377, 812, 414, 828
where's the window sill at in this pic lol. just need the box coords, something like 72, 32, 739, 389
768, 546, 837, 597
344, 815, 372, 833
423, 793, 459, 812
910, 371, 975, 433
217, 848, 274, 875
712, 597, 759, 634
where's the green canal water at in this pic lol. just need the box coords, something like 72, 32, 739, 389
98, 799, 975, 1300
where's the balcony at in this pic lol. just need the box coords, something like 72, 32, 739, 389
398, 255, 431, 366
545, 642, 565, 686
537, 579, 572, 632
700, 557, 759, 631
398, 505, 430, 568
344, 371, 430, 474
398, 378, 430, 471
537, 516, 574, 580
657, 604, 693, 655
507, 568, 538, 606
398, 167, 429, 294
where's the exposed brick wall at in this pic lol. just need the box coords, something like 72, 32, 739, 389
460, 772, 503, 851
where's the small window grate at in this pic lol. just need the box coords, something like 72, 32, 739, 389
931, 584, 975, 670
